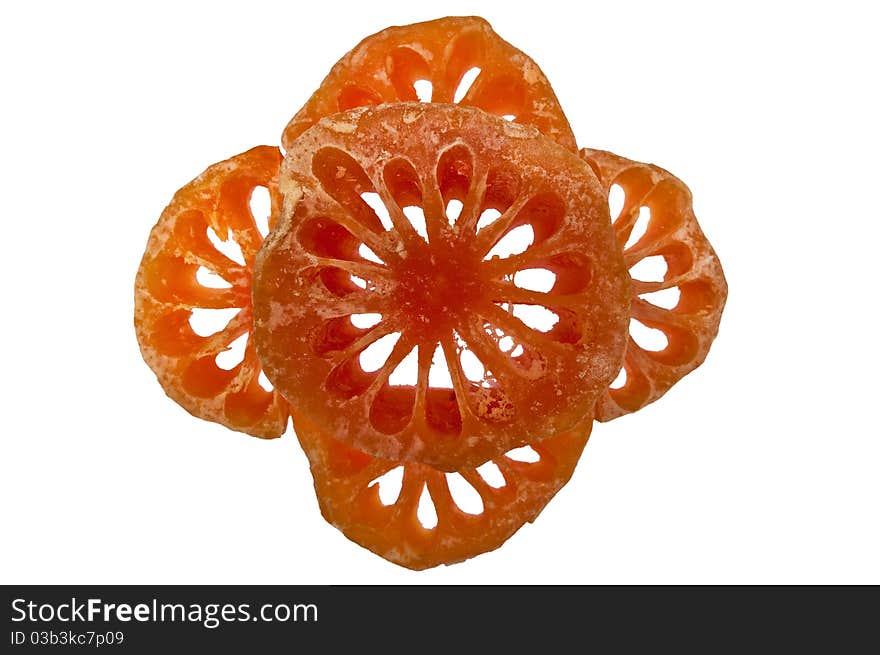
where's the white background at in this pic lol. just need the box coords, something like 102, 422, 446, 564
2, 1, 878, 584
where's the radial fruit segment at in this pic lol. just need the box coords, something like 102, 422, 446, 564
581, 149, 728, 421
281, 16, 576, 152
293, 409, 591, 570
135, 146, 289, 438
254, 104, 629, 470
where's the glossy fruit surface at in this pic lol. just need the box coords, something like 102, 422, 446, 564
255, 104, 629, 469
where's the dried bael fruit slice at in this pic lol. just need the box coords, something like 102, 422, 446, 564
293, 409, 591, 570
135, 146, 289, 438
281, 16, 576, 153
581, 149, 728, 421
254, 104, 629, 470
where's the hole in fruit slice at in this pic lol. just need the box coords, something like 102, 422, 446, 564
630, 319, 668, 352
250, 186, 271, 237
608, 183, 624, 223
215, 333, 248, 370
454, 330, 495, 388
388, 346, 419, 386
630, 256, 668, 282
359, 332, 401, 372
417, 484, 438, 529
624, 207, 651, 250
188, 307, 240, 337
454, 67, 481, 103
639, 287, 681, 310
476, 208, 502, 232
484, 225, 534, 260
428, 343, 454, 388
513, 268, 556, 293
459, 348, 485, 382
196, 266, 232, 289
257, 370, 274, 392
445, 472, 484, 514
476, 461, 506, 488
414, 79, 433, 102
510, 304, 559, 332
446, 199, 463, 226
361, 192, 394, 231
369, 466, 404, 506
206, 226, 245, 265
501, 114, 515, 121
505, 445, 540, 463
350, 275, 367, 289
609, 367, 627, 390
350, 313, 383, 329
402, 206, 429, 242
358, 244, 384, 264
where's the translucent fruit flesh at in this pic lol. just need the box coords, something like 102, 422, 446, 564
134, 146, 289, 438
293, 409, 591, 570
281, 16, 576, 153
254, 104, 630, 470
581, 149, 728, 421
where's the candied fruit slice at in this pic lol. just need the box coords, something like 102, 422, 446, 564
281, 16, 576, 152
254, 104, 629, 469
581, 149, 728, 420
293, 409, 591, 570
134, 146, 289, 438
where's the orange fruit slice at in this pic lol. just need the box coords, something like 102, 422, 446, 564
135, 146, 289, 438
281, 16, 576, 153
254, 104, 629, 469
293, 408, 591, 570
581, 149, 728, 420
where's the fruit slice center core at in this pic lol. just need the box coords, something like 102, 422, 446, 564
393, 241, 483, 340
